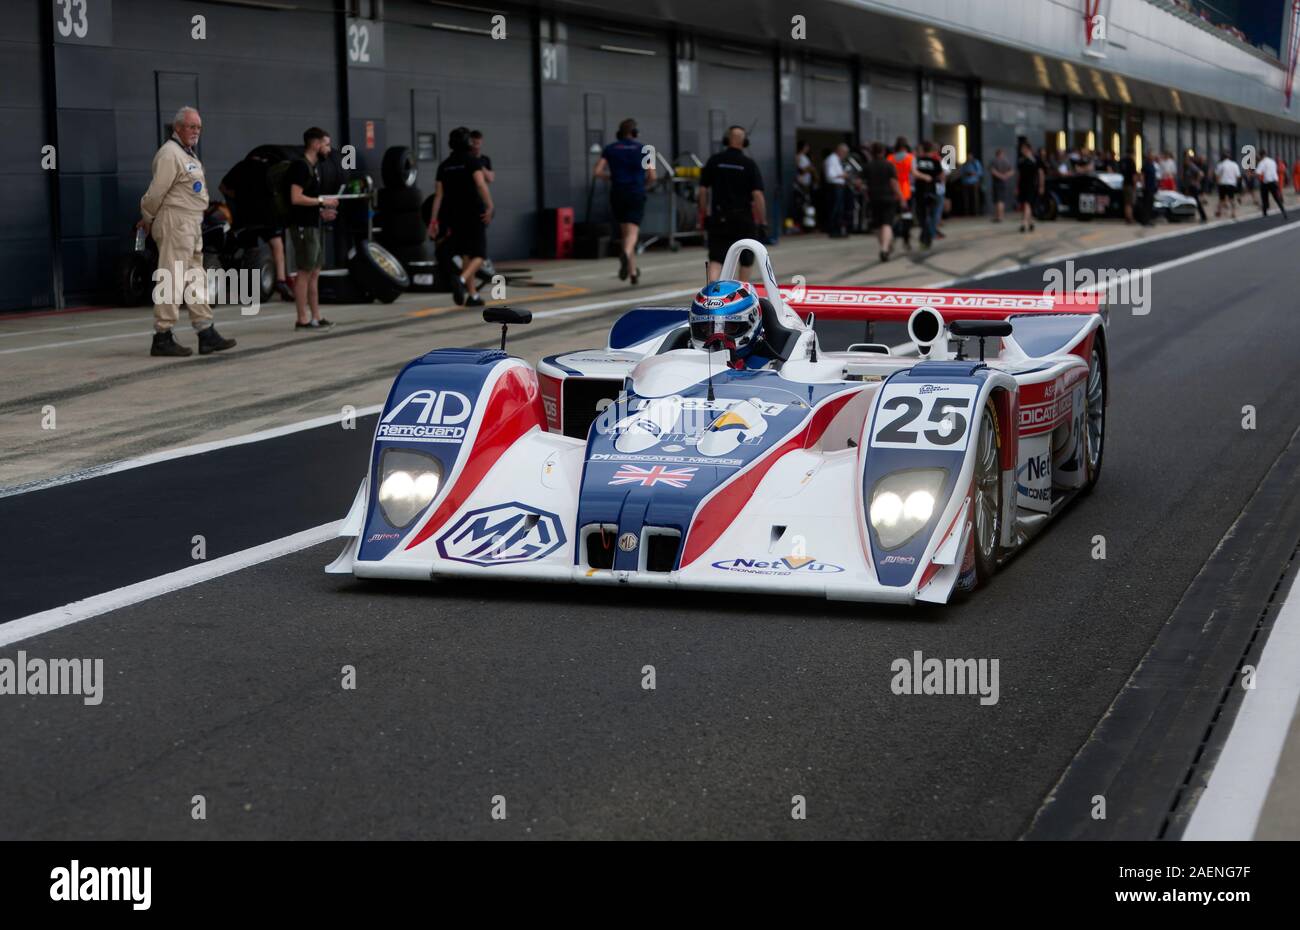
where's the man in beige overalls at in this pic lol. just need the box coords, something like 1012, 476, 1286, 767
137, 107, 236, 358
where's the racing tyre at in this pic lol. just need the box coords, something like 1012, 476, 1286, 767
115, 252, 154, 306
420, 193, 435, 229
972, 399, 1003, 585
381, 146, 418, 190
1082, 342, 1106, 492
1036, 196, 1059, 222
348, 239, 410, 304
238, 243, 276, 303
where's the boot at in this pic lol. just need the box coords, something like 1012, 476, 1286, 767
197, 324, 236, 355
151, 330, 192, 358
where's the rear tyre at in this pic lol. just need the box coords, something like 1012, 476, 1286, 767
116, 252, 154, 306
1082, 342, 1106, 492
972, 399, 1003, 585
381, 146, 418, 189
238, 243, 276, 303
348, 239, 410, 304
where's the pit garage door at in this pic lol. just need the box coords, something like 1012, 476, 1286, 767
384, 1, 537, 259
558, 22, 672, 227
983, 85, 1049, 167
686, 43, 778, 227
864, 68, 918, 150
51, 0, 340, 304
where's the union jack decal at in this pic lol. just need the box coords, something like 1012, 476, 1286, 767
608, 465, 697, 488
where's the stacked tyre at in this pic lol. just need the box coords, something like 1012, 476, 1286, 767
377, 146, 426, 255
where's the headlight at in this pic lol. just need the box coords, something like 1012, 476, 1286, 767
377, 449, 443, 528
869, 468, 947, 550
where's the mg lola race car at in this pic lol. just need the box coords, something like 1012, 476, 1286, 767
327, 240, 1107, 604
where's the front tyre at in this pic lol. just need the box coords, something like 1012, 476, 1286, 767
1082, 342, 1106, 492
972, 399, 1003, 584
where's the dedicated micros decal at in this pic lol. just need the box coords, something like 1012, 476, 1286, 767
608, 395, 784, 458
436, 502, 566, 566
870, 382, 981, 451
377, 389, 473, 443
712, 555, 845, 575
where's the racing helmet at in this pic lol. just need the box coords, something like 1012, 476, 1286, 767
688, 280, 763, 356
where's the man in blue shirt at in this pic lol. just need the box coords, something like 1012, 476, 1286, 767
958, 154, 983, 216
594, 118, 656, 285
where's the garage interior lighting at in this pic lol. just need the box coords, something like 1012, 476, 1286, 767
599, 44, 656, 56
1134, 134, 1143, 164
957, 124, 967, 164
1057, 130, 1066, 152
1087, 130, 1096, 150
1111, 132, 1121, 160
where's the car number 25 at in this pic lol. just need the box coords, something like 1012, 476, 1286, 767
869, 382, 981, 451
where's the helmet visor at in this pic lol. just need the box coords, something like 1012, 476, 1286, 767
690, 317, 752, 344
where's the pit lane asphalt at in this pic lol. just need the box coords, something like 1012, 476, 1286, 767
2, 216, 1299, 839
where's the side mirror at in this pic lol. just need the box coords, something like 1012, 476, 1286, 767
484, 307, 532, 351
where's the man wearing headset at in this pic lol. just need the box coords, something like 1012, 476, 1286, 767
698, 126, 766, 282
593, 118, 655, 285
428, 126, 494, 307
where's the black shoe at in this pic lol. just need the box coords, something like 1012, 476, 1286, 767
316, 318, 334, 329
465, 295, 485, 308
629, 268, 640, 285
295, 320, 316, 331
880, 251, 889, 262
197, 325, 236, 355
618, 251, 629, 281
451, 275, 467, 306
274, 279, 294, 302
150, 330, 192, 358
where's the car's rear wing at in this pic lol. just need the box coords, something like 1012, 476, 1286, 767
779, 286, 1103, 324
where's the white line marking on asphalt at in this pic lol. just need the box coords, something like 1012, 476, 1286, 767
0, 523, 341, 649
1183, 565, 1300, 840
0, 309, 301, 355
0, 405, 382, 499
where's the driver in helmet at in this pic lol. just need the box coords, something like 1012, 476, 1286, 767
687, 279, 774, 370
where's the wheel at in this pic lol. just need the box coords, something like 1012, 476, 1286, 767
115, 252, 154, 306
972, 399, 1003, 584
381, 146, 418, 189
317, 268, 372, 305
1082, 342, 1106, 492
238, 243, 276, 303
347, 239, 409, 303
420, 194, 436, 229
1037, 196, 1059, 221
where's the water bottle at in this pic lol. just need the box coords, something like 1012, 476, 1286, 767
134, 226, 147, 252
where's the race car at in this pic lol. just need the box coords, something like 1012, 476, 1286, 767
326, 239, 1107, 604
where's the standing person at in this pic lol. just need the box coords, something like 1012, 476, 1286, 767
286, 127, 340, 331
1016, 140, 1043, 233
468, 130, 496, 284
888, 137, 917, 251
1214, 151, 1241, 219
793, 140, 818, 232
593, 118, 654, 284
428, 126, 494, 307
1256, 150, 1288, 219
1159, 151, 1178, 190
958, 152, 983, 216
930, 142, 947, 237
1292, 157, 1300, 195
697, 126, 766, 282
989, 147, 1013, 223
1182, 152, 1208, 223
864, 142, 902, 262
137, 106, 236, 358
1139, 150, 1157, 226
913, 141, 941, 248
823, 143, 850, 237
1119, 149, 1138, 224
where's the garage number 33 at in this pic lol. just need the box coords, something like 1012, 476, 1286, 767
870, 383, 981, 451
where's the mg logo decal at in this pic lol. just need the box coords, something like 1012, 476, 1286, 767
436, 502, 566, 566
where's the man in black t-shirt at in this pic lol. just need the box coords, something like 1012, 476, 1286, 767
428, 126, 495, 307
697, 126, 766, 282
864, 142, 903, 262
913, 141, 942, 248
287, 127, 340, 330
